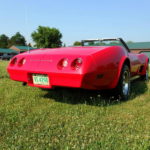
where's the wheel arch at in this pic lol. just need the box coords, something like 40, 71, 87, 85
118, 57, 131, 81
146, 58, 149, 67
123, 58, 131, 70
142, 57, 149, 74
111, 56, 130, 89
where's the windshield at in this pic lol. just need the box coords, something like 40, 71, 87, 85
82, 39, 123, 47
82, 38, 130, 52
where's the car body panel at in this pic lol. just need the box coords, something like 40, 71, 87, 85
7, 41, 149, 90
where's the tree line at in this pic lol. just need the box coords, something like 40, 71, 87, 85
0, 26, 134, 49
0, 32, 26, 48
0, 26, 62, 49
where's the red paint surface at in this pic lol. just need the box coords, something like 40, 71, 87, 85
7, 46, 148, 90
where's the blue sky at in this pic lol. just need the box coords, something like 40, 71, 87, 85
0, 0, 150, 45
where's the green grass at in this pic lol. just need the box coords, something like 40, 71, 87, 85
0, 61, 150, 150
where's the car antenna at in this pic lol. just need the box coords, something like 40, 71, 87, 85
24, 4, 30, 53
28, 44, 30, 53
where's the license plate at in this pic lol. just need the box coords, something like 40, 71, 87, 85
32, 74, 50, 86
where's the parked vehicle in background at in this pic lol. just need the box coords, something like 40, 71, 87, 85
7, 38, 149, 100
0, 54, 14, 60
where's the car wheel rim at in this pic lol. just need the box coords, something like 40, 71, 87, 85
122, 71, 130, 96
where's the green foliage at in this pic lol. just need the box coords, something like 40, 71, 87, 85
28, 43, 32, 47
0, 61, 150, 149
0, 34, 9, 48
73, 41, 82, 46
63, 43, 66, 47
126, 41, 134, 44
31, 26, 62, 48
9, 32, 26, 46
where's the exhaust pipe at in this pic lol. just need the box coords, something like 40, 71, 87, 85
22, 82, 27, 86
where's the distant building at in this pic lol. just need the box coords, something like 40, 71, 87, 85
0, 48, 18, 60
0, 48, 18, 56
127, 42, 150, 53
127, 42, 150, 61
9, 45, 35, 53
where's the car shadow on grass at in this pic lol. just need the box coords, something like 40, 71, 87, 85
130, 78, 148, 100
43, 78, 148, 106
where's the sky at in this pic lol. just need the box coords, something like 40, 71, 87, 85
0, 0, 150, 46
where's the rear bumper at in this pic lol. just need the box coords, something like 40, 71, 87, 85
8, 69, 84, 89
7, 67, 117, 90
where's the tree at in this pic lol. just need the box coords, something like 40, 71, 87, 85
0, 34, 9, 48
9, 32, 26, 46
28, 43, 32, 47
126, 41, 133, 44
31, 26, 62, 48
73, 41, 81, 46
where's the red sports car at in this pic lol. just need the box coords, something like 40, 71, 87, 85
7, 38, 149, 100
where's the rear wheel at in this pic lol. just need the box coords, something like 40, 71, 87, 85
115, 65, 131, 100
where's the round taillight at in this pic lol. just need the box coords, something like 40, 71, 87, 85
10, 57, 17, 66
57, 58, 68, 69
62, 59, 68, 67
18, 58, 26, 66
71, 58, 82, 70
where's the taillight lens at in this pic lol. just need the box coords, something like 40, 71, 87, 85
57, 58, 68, 69
10, 57, 17, 66
71, 58, 82, 70
18, 58, 26, 66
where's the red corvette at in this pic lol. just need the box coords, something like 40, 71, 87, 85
7, 38, 149, 100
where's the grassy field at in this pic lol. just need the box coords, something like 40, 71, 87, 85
0, 61, 150, 150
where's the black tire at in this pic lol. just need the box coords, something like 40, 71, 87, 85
141, 64, 149, 81
115, 65, 131, 100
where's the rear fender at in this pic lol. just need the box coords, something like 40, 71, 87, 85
140, 58, 149, 75
111, 56, 130, 88
146, 58, 149, 69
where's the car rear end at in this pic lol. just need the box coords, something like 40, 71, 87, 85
7, 51, 97, 89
